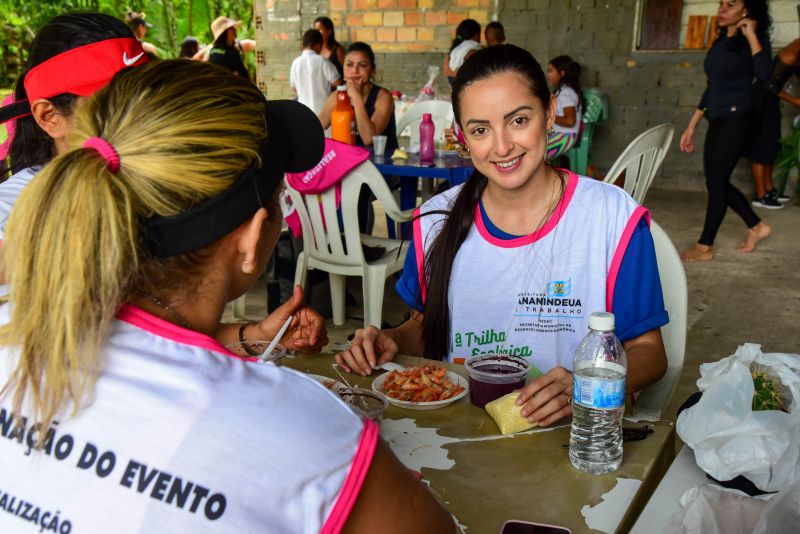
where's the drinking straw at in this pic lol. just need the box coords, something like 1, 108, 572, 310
260, 315, 293, 361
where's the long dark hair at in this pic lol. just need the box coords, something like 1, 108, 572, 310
549, 55, 585, 112
718, 0, 771, 49
314, 16, 340, 51
1, 14, 133, 179
421, 44, 555, 360
449, 19, 481, 53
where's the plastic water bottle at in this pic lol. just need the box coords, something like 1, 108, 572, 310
419, 113, 435, 163
569, 312, 627, 475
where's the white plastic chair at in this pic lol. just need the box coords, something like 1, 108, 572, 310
632, 220, 687, 421
395, 99, 454, 147
288, 161, 413, 327
603, 123, 674, 203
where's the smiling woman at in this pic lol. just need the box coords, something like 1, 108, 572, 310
336, 44, 669, 429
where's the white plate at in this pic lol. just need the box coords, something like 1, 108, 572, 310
308, 374, 347, 393
371, 369, 469, 410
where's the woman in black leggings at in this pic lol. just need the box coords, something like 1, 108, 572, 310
679, 0, 772, 262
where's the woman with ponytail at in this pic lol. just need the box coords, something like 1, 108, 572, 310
0, 60, 453, 532
337, 45, 668, 427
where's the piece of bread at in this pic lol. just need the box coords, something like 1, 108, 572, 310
485, 391, 538, 435
391, 148, 408, 159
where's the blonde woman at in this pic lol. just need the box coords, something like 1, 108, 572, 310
0, 60, 453, 533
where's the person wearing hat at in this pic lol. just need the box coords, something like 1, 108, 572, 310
124, 10, 159, 58
0, 59, 454, 532
207, 16, 256, 79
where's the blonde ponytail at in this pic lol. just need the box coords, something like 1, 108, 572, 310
0, 60, 268, 433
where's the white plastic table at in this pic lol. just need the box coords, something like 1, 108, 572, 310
629, 445, 708, 533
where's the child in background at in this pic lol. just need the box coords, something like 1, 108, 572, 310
485, 21, 506, 47
546, 55, 584, 161
445, 19, 482, 85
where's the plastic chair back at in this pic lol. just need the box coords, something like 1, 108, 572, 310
396, 100, 454, 146
632, 220, 687, 421
603, 123, 674, 203
286, 160, 412, 326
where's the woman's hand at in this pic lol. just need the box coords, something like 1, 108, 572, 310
736, 17, 757, 39
251, 285, 328, 353
335, 326, 398, 376
679, 127, 695, 153
346, 78, 363, 102
515, 366, 573, 427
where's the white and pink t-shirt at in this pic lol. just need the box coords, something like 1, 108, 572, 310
0, 304, 376, 534
410, 172, 650, 371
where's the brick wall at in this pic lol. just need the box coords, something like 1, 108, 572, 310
255, 0, 799, 191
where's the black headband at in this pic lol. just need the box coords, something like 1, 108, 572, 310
144, 99, 324, 257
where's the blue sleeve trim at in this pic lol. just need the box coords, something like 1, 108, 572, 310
395, 239, 424, 312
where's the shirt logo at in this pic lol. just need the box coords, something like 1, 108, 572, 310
547, 278, 572, 297
122, 51, 144, 66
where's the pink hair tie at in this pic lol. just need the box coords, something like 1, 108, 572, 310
82, 136, 120, 174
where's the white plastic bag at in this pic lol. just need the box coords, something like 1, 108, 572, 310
417, 65, 439, 101
665, 484, 769, 534
676, 343, 800, 492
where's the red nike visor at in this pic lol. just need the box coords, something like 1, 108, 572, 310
24, 37, 148, 103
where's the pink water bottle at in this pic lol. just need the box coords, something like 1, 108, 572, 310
419, 113, 435, 163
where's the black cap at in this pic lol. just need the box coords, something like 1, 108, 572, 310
144, 99, 325, 257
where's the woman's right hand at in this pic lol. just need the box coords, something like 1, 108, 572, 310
335, 326, 398, 376
679, 127, 695, 153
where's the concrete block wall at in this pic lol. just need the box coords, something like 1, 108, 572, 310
255, 0, 800, 191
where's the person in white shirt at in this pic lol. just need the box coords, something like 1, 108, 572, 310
290, 29, 341, 115
545, 55, 585, 161
0, 59, 453, 533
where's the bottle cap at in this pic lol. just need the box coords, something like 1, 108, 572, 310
337, 85, 346, 91
588, 312, 615, 331
423, 113, 432, 120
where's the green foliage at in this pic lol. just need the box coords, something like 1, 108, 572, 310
751, 367, 788, 413
0, 0, 255, 86
774, 121, 800, 196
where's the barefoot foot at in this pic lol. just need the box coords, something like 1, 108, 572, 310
736, 222, 771, 253
680, 244, 714, 262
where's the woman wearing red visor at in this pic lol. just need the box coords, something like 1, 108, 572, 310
0, 14, 148, 235
0, 14, 328, 353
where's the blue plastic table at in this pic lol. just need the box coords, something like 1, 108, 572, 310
372, 153, 474, 237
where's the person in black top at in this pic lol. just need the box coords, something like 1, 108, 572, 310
679, 0, 772, 262
208, 16, 256, 80
749, 37, 800, 208
314, 17, 345, 81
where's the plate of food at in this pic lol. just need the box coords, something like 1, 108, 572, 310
308, 374, 347, 393
371, 364, 468, 410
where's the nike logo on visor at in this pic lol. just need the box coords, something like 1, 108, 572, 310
122, 51, 144, 66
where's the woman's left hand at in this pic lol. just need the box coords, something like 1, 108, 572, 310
251, 285, 328, 353
515, 366, 573, 427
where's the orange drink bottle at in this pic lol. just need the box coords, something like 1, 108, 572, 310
331, 85, 355, 144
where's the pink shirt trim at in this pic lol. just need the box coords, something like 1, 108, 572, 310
606, 206, 651, 311
117, 304, 252, 361
320, 419, 379, 534
474, 169, 579, 248
412, 208, 426, 304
